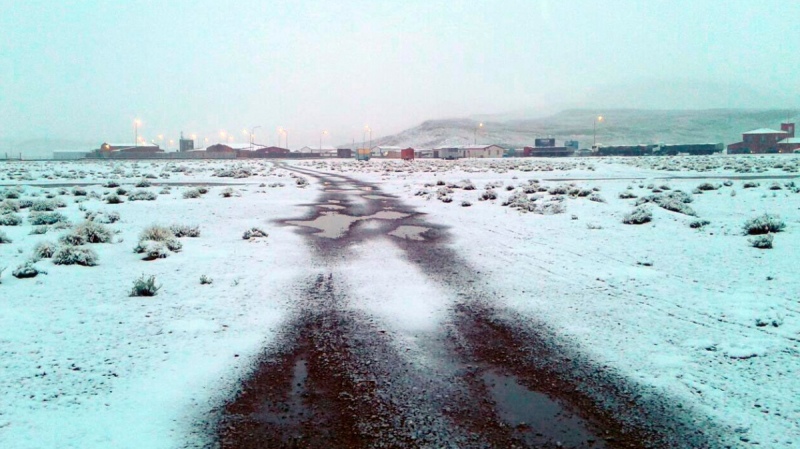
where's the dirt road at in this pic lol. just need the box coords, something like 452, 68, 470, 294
215, 164, 722, 448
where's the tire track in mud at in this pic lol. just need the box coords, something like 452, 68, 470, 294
215, 163, 726, 448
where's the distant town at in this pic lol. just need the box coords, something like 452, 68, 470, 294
43, 120, 800, 161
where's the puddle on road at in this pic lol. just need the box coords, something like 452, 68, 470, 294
483, 371, 605, 448
388, 225, 431, 241
257, 359, 309, 426
287, 211, 412, 239
319, 204, 345, 210
363, 194, 394, 200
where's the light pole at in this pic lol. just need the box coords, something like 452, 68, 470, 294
320, 130, 328, 151
364, 125, 372, 150
134, 119, 141, 147
474, 122, 483, 145
219, 130, 227, 144
190, 134, 197, 150
250, 126, 261, 151
278, 127, 288, 149
593, 115, 604, 147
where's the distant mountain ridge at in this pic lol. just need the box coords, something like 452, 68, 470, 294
354, 109, 798, 150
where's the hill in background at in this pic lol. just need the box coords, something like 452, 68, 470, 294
358, 109, 798, 150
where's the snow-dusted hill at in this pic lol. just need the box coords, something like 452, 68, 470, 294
355, 109, 797, 149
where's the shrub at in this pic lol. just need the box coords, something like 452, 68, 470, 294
71, 221, 113, 243
2, 190, 20, 199
618, 191, 638, 199
165, 238, 182, 252
106, 193, 123, 204
31, 199, 59, 211
548, 185, 569, 195
140, 225, 174, 242
697, 182, 718, 191
13, 261, 45, 279
29, 226, 48, 235
103, 180, 120, 188
134, 240, 169, 260
243, 227, 268, 240
623, 206, 653, 225
197, 186, 209, 194
116, 187, 128, 196
170, 224, 200, 238
130, 275, 160, 297
459, 179, 476, 190
723, 180, 733, 187
742, 181, 760, 189
768, 182, 782, 190
295, 177, 309, 187
18, 199, 33, 209
182, 188, 202, 199
743, 214, 786, 235
129, 190, 157, 201
749, 234, 774, 249
33, 241, 58, 259
29, 211, 68, 226
1, 200, 20, 213
588, 194, 606, 203
577, 188, 593, 197
200, 275, 213, 285
72, 187, 87, 196
0, 213, 23, 226
134, 178, 151, 188
97, 211, 120, 224
479, 189, 498, 201
461, 201, 472, 207
53, 246, 98, 266
0, 230, 11, 244
535, 202, 566, 215
689, 219, 711, 229
59, 232, 86, 246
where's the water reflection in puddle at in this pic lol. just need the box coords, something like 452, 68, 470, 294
482, 371, 604, 448
388, 225, 430, 241
287, 211, 411, 239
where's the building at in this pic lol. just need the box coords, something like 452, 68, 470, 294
53, 150, 90, 160
370, 146, 402, 157
179, 135, 194, 152
523, 146, 573, 157
401, 148, 415, 160
727, 123, 794, 154
254, 146, 291, 157
337, 148, 352, 158
654, 143, 723, 155
204, 144, 236, 153
98, 142, 163, 153
778, 137, 800, 153
534, 138, 556, 147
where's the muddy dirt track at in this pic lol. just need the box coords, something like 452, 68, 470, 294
214, 164, 725, 449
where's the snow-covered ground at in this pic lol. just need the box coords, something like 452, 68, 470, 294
296, 155, 800, 447
1, 155, 799, 448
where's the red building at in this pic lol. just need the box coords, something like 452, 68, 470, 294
728, 123, 795, 154
401, 148, 415, 160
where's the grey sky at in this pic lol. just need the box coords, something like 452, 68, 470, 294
1, 0, 799, 149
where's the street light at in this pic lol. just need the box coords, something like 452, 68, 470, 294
133, 119, 142, 147
250, 126, 261, 151
593, 115, 604, 147
474, 122, 484, 145
278, 127, 288, 149
364, 125, 372, 150
219, 130, 227, 144
320, 130, 328, 151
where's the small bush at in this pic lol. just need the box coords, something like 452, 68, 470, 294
743, 214, 786, 235
461, 201, 472, 207
689, 219, 711, 229
768, 182, 782, 190
0, 213, 23, 226
29, 211, 68, 226
103, 180, 120, 188
96, 211, 120, 224
170, 224, 200, 238
618, 191, 638, 199
134, 240, 169, 260
33, 241, 58, 259
742, 181, 759, 189
13, 261, 45, 279
29, 226, 48, 235
535, 202, 566, 215
749, 234, 774, 249
130, 275, 160, 297
140, 225, 174, 242
0, 200, 20, 213
588, 194, 606, 203
479, 189, 498, 201
31, 199, 59, 211
243, 227, 268, 240
182, 188, 202, 199
165, 238, 182, 252
459, 179, 476, 190
116, 187, 128, 196
134, 178, 152, 188
71, 221, 113, 243
106, 193, 123, 204
129, 190, 157, 201
295, 177, 309, 187
200, 275, 213, 285
0, 230, 12, 243
697, 183, 718, 191
59, 232, 86, 246
197, 186, 209, 194
548, 185, 569, 195
53, 246, 98, 266
623, 206, 653, 225
72, 187, 87, 196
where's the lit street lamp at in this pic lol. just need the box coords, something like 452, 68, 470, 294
364, 125, 372, 150
593, 115, 604, 147
249, 126, 261, 151
278, 127, 288, 149
133, 119, 142, 147
474, 122, 483, 145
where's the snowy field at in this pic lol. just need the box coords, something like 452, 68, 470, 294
1, 155, 799, 448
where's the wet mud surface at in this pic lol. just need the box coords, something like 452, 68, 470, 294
216, 163, 725, 448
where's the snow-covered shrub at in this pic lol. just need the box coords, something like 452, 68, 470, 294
31, 199, 59, 211
295, 177, 309, 187
548, 184, 569, 195
623, 206, 653, 225
722, 180, 733, 187
440, 195, 453, 203
103, 180, 120, 188
689, 219, 711, 229
33, 241, 57, 259
0, 213, 22, 226
658, 198, 696, 216
742, 181, 760, 189
0, 230, 11, 244
29, 211, 68, 226
53, 246, 98, 266
72, 187, 87, 196
106, 193, 123, 204
242, 227, 268, 240
461, 201, 472, 207
197, 186, 209, 194
459, 179, 476, 190
2, 190, 20, 199
696, 182, 718, 191
479, 189, 498, 201
749, 234, 774, 249
170, 224, 200, 238
129, 190, 156, 201
70, 221, 113, 243
116, 187, 128, 196
182, 188, 202, 199
200, 275, 213, 285
29, 225, 48, 235
618, 191, 638, 199
96, 211, 120, 224
220, 187, 239, 198
742, 214, 786, 235
159, 187, 171, 195
535, 201, 566, 215
13, 261, 45, 279
0, 200, 19, 213
140, 225, 174, 242
59, 232, 86, 246
588, 194, 606, 203
134, 240, 169, 260
768, 182, 783, 190
165, 238, 182, 252
18, 199, 33, 209
134, 178, 151, 188
130, 275, 160, 297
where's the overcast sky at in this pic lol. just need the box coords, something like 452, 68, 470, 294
2, 0, 799, 149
